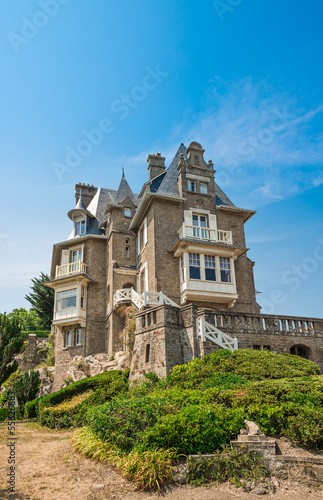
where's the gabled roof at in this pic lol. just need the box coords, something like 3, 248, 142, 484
87, 187, 118, 222
115, 173, 138, 205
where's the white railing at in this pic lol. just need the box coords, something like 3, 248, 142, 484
113, 288, 179, 310
55, 261, 87, 278
54, 308, 78, 321
197, 316, 238, 351
179, 224, 232, 244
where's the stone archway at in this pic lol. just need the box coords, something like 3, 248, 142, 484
290, 344, 311, 359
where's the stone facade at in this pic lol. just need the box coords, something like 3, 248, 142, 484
47, 141, 323, 390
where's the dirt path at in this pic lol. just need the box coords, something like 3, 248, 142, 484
0, 422, 322, 500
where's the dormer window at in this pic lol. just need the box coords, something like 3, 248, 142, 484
124, 207, 132, 217
188, 180, 197, 192
75, 219, 86, 236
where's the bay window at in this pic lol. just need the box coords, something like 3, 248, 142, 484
57, 288, 77, 311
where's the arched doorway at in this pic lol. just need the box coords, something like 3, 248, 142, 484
290, 345, 310, 359
122, 282, 135, 290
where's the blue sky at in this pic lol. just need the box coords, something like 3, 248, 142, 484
0, 0, 322, 318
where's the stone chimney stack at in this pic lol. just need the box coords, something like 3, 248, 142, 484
147, 153, 166, 181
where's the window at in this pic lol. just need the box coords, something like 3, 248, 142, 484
143, 218, 148, 246
76, 329, 82, 345
80, 286, 85, 308
204, 255, 216, 281
192, 214, 208, 239
142, 315, 146, 328
125, 246, 130, 258
147, 313, 151, 326
180, 254, 185, 282
200, 183, 207, 194
137, 230, 141, 255
290, 345, 309, 359
220, 257, 231, 283
189, 253, 201, 279
124, 207, 132, 217
145, 344, 150, 363
72, 249, 82, 262
188, 180, 196, 192
153, 310, 157, 323
253, 345, 261, 350
125, 239, 129, 244
57, 288, 77, 311
75, 220, 86, 236
65, 330, 72, 347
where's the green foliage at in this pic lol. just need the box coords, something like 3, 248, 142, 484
0, 313, 25, 387
119, 305, 136, 354
7, 308, 42, 332
38, 370, 129, 428
44, 333, 55, 367
86, 351, 323, 455
0, 408, 9, 421
166, 349, 319, 389
24, 398, 42, 419
14, 370, 41, 415
25, 272, 54, 329
187, 446, 269, 487
21, 330, 51, 339
72, 426, 176, 491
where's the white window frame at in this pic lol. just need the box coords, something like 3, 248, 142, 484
141, 262, 149, 292
187, 180, 197, 192
204, 255, 216, 281
65, 330, 72, 347
57, 288, 77, 311
76, 329, 82, 345
137, 229, 141, 256
143, 218, 148, 247
74, 216, 86, 237
220, 257, 232, 283
189, 253, 201, 280
124, 207, 132, 218
181, 253, 234, 284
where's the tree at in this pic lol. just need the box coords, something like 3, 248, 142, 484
14, 370, 41, 416
25, 272, 54, 329
7, 308, 41, 331
0, 314, 25, 386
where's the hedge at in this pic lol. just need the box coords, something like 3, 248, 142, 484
37, 369, 129, 428
0, 408, 9, 421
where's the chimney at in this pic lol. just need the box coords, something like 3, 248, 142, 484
147, 152, 166, 181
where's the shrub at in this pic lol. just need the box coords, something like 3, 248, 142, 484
14, 370, 41, 416
72, 426, 176, 491
0, 407, 9, 421
187, 446, 269, 486
38, 369, 129, 428
24, 398, 42, 419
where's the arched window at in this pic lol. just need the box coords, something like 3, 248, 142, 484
290, 345, 309, 359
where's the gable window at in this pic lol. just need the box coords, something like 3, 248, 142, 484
200, 183, 207, 195
193, 214, 208, 239
189, 253, 200, 280
57, 288, 77, 311
76, 329, 82, 345
65, 330, 72, 347
188, 180, 197, 192
204, 255, 216, 281
220, 257, 231, 283
75, 220, 86, 236
124, 207, 132, 217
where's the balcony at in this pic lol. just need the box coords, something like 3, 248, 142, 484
55, 261, 87, 278
178, 224, 232, 245
53, 307, 86, 326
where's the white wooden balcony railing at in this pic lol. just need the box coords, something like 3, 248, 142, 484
113, 288, 179, 311
54, 308, 78, 321
179, 224, 232, 244
55, 261, 87, 278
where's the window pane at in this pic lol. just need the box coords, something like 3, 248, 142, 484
189, 253, 200, 279
124, 208, 131, 217
205, 268, 216, 281
220, 257, 231, 283
200, 216, 206, 227
205, 255, 216, 268
189, 266, 201, 279
200, 183, 207, 194
57, 288, 77, 310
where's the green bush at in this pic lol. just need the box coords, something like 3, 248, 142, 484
14, 370, 41, 415
38, 369, 129, 428
0, 407, 9, 421
24, 397, 42, 419
187, 446, 269, 486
